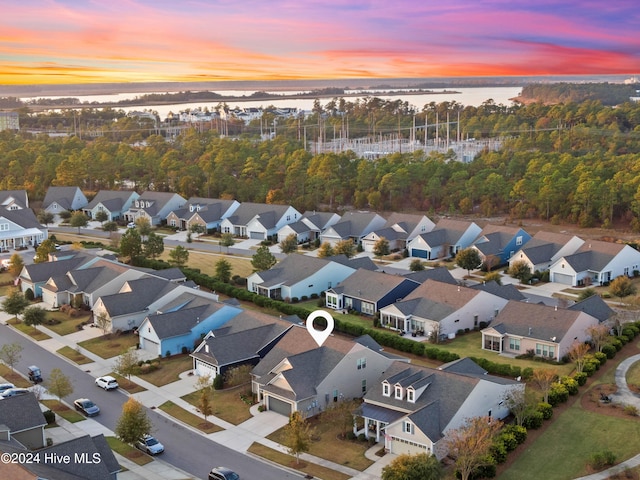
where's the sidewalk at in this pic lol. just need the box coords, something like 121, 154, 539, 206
4, 315, 393, 479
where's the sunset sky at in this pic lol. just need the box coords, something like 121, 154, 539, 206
1, 0, 639, 85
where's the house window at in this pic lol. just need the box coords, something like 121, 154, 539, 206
361, 302, 374, 315
484, 335, 501, 352
170, 219, 176, 227
474, 315, 478, 327
407, 389, 415, 403
403, 421, 413, 434
516, 236, 523, 246
509, 338, 521, 351
382, 383, 390, 397
0, 223, 8, 231
333, 389, 339, 402
536, 343, 555, 358
357, 358, 366, 370
395, 385, 403, 400
362, 379, 367, 394
326, 295, 338, 309
53, 204, 57, 210
345, 298, 353, 309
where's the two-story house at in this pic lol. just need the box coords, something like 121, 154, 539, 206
124, 191, 186, 226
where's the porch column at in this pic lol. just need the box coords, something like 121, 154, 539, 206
376, 421, 381, 443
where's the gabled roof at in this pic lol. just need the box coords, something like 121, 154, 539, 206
473, 231, 519, 257
301, 211, 340, 230
0, 190, 29, 208
366, 226, 405, 242
568, 294, 614, 323
149, 267, 187, 282
146, 303, 225, 339
383, 212, 431, 232
330, 268, 418, 301
404, 267, 457, 285
325, 211, 382, 238
225, 202, 292, 226
84, 190, 137, 211
21, 254, 92, 283
99, 276, 178, 317
328, 254, 378, 271
0, 393, 46, 433
470, 280, 526, 301
254, 255, 335, 287
487, 300, 591, 342
42, 186, 84, 210
0, 206, 43, 230
130, 191, 184, 216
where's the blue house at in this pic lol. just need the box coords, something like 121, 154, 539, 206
137, 296, 243, 356
470, 225, 531, 268
325, 268, 420, 315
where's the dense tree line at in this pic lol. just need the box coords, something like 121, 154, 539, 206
520, 83, 638, 106
1, 97, 640, 229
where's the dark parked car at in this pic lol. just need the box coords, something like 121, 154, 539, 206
27, 365, 42, 383
73, 398, 100, 417
208, 467, 240, 480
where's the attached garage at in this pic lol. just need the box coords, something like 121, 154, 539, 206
141, 338, 159, 355
389, 436, 429, 456
194, 359, 218, 379
552, 272, 574, 285
249, 231, 264, 240
267, 396, 292, 417
411, 249, 428, 259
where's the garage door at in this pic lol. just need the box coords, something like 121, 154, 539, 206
195, 360, 218, 379
390, 437, 428, 456
267, 396, 292, 417
249, 231, 264, 240
411, 249, 428, 259
553, 272, 574, 285
141, 338, 159, 355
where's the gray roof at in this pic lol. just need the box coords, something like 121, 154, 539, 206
130, 191, 185, 217
22, 254, 92, 283
0, 190, 28, 208
568, 294, 614, 322
85, 190, 136, 211
470, 280, 526, 301
149, 267, 187, 282
254, 254, 334, 287
415, 218, 477, 247
225, 202, 293, 227
0, 392, 46, 433
99, 276, 178, 317
147, 303, 220, 339
404, 267, 457, 285
301, 211, 339, 230
329, 254, 378, 271
0, 204, 43, 230
472, 231, 517, 257
325, 211, 381, 239
330, 268, 419, 302
519, 242, 561, 264
42, 186, 85, 211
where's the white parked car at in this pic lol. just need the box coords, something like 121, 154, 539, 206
95, 375, 119, 390
136, 435, 164, 455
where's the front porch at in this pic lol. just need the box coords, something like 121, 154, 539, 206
355, 403, 404, 443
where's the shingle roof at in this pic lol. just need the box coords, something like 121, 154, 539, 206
325, 211, 382, 238
254, 255, 333, 287
332, 268, 418, 301
568, 294, 614, 322
226, 202, 292, 226
0, 393, 46, 433
99, 276, 178, 317
147, 303, 224, 339
85, 190, 136, 210
43, 186, 83, 210
404, 267, 457, 285
470, 280, 526, 301
22, 254, 92, 283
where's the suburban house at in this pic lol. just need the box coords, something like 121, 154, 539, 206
165, 197, 240, 231
0, 190, 47, 252
481, 300, 603, 360
124, 191, 186, 226
219, 202, 302, 240
548, 239, 640, 286
191, 310, 293, 378
277, 211, 341, 244
402, 266, 459, 286
319, 211, 386, 246
407, 219, 481, 259
247, 254, 376, 301
470, 280, 527, 302
508, 231, 584, 274
470, 224, 531, 268
42, 186, 88, 218
252, 325, 401, 417
19, 252, 95, 298
378, 279, 510, 338
82, 190, 139, 222
137, 294, 244, 356
0, 393, 46, 449
358, 358, 523, 458
324, 268, 421, 315
567, 294, 615, 323
361, 213, 436, 253
92, 275, 215, 333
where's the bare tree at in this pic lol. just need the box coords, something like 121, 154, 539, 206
46, 368, 74, 402
586, 323, 610, 352
94, 312, 111, 336
0, 343, 23, 372
531, 368, 557, 403
567, 341, 591, 373
502, 387, 537, 427
113, 348, 140, 380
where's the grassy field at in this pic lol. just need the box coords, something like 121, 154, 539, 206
44, 310, 91, 336
41, 399, 85, 423
56, 345, 93, 365
248, 442, 352, 480
267, 414, 374, 472
137, 355, 192, 387
7, 318, 52, 341
181, 385, 253, 425
105, 436, 153, 466
157, 400, 223, 434
78, 332, 138, 358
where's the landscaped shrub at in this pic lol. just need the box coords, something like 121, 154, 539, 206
610, 337, 623, 351
25, 288, 34, 301
547, 383, 569, 406
502, 424, 527, 444
623, 405, 639, 416
43, 409, 55, 424
560, 376, 579, 395
521, 367, 534, 381
346, 431, 356, 440
213, 374, 224, 390
583, 360, 598, 376
358, 433, 367, 442
523, 410, 544, 429
601, 343, 617, 359
497, 432, 518, 452
181, 346, 189, 355
537, 402, 553, 420
588, 450, 617, 470
619, 334, 630, 345
490, 440, 508, 463
593, 351, 607, 366
573, 371, 588, 386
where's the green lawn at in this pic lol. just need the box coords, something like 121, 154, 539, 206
44, 310, 91, 336
181, 386, 253, 425
109, 373, 146, 394
78, 332, 138, 358
105, 436, 153, 466
248, 442, 351, 480
7, 318, 51, 341
137, 355, 192, 387
56, 345, 93, 365
41, 400, 85, 423
157, 400, 223, 434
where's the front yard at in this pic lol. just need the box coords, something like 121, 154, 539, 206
44, 310, 92, 336
77, 332, 138, 358
181, 385, 253, 425
7, 318, 51, 341
158, 400, 223, 434
136, 355, 192, 387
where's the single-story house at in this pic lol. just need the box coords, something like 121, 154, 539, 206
165, 197, 240, 232
42, 186, 88, 217
319, 211, 386, 246
361, 213, 436, 253
470, 224, 531, 267
407, 219, 481, 259
219, 202, 302, 240
481, 300, 602, 360
508, 231, 584, 274
19, 252, 94, 298
83, 190, 139, 222
358, 358, 523, 459
0, 190, 48, 252
124, 191, 186, 226
0, 393, 47, 450
277, 211, 341, 244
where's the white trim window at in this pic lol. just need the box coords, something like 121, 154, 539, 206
407, 388, 415, 403
403, 421, 413, 434
395, 385, 403, 400
382, 382, 390, 397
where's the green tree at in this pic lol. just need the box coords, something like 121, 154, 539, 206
94, 210, 109, 225
168, 245, 189, 267
382, 453, 444, 480
115, 397, 153, 445
215, 258, 232, 283
46, 368, 74, 402
409, 258, 425, 271
1, 290, 30, 320
195, 375, 214, 423
219, 232, 235, 253
37, 210, 55, 227
135, 217, 152, 241
444, 416, 503, 480
578, 288, 597, 301
455, 248, 482, 276
7, 253, 24, 277
103, 221, 118, 233
143, 231, 164, 259
22, 305, 47, 330
609, 276, 637, 304
279, 233, 298, 254
58, 210, 72, 222
334, 239, 356, 258
0, 342, 23, 372
120, 228, 143, 261
324, 399, 360, 439
251, 245, 277, 272
284, 411, 314, 464
113, 348, 140, 380
69, 211, 89, 233
483, 271, 502, 285
190, 223, 206, 239
508, 260, 532, 284
34, 239, 57, 263
317, 242, 335, 258
373, 237, 390, 257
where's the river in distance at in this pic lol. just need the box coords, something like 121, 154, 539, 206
22, 87, 523, 122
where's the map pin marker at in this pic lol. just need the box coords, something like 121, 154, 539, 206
306, 310, 334, 347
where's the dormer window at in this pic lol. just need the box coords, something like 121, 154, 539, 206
516, 236, 523, 246
190, 205, 194, 212
146, 201, 151, 207
395, 385, 403, 400
382, 382, 390, 397
407, 389, 415, 403
135, 200, 140, 207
